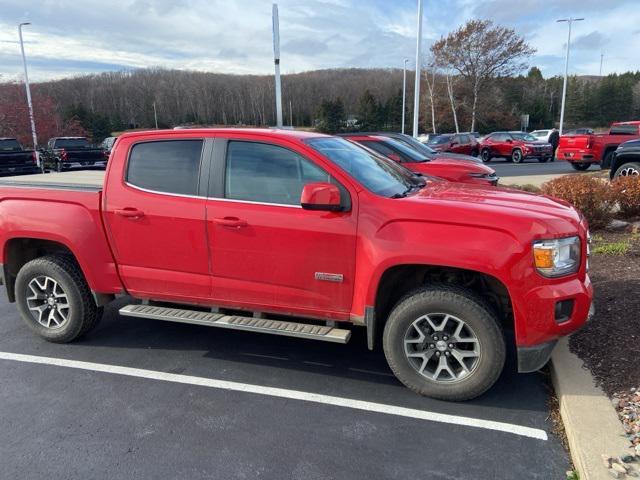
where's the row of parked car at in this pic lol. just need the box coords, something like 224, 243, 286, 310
3, 123, 640, 181
0, 136, 113, 176
419, 121, 640, 177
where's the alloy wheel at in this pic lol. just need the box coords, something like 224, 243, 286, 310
403, 313, 481, 383
26, 275, 70, 329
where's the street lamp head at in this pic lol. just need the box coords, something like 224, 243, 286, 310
19, 22, 31, 27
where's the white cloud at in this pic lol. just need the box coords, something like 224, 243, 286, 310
0, 0, 637, 82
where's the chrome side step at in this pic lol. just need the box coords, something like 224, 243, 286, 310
119, 304, 351, 344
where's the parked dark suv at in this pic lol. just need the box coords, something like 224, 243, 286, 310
427, 133, 479, 157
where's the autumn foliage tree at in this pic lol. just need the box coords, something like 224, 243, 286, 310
431, 20, 535, 132
0, 83, 86, 147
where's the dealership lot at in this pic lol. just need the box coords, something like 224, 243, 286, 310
0, 296, 568, 479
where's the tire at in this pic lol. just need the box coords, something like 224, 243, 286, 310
56, 160, 63, 172
15, 255, 102, 343
571, 162, 591, 171
538, 157, 549, 163
471, 149, 479, 157
480, 149, 492, 163
511, 149, 523, 163
613, 161, 640, 178
382, 285, 506, 401
602, 150, 615, 170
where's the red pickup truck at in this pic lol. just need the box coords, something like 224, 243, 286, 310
0, 129, 593, 401
556, 121, 640, 170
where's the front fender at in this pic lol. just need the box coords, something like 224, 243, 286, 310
354, 219, 525, 315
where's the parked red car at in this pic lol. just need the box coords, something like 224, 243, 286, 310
427, 133, 479, 157
0, 128, 592, 401
556, 121, 640, 171
480, 132, 553, 163
343, 134, 498, 186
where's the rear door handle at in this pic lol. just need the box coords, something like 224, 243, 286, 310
212, 217, 247, 228
114, 208, 145, 219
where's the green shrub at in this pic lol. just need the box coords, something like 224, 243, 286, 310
541, 175, 615, 229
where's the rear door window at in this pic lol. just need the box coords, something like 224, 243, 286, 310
127, 140, 203, 196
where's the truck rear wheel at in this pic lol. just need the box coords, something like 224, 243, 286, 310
571, 162, 590, 171
15, 255, 102, 343
383, 285, 505, 401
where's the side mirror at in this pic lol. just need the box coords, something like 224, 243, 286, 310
301, 182, 342, 212
450, 141, 458, 146
387, 153, 402, 162
506, 139, 513, 143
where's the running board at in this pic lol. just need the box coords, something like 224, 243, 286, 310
119, 304, 351, 344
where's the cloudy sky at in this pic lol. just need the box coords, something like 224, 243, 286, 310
0, 0, 638, 82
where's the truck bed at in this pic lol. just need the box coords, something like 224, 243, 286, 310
0, 171, 104, 191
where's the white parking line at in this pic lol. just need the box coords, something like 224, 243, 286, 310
0, 351, 548, 441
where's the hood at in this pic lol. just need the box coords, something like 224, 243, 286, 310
429, 158, 494, 174
401, 181, 583, 236
433, 152, 482, 163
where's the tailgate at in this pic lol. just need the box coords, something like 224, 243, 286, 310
0, 151, 35, 166
559, 135, 591, 149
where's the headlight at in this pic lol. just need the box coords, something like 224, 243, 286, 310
533, 236, 581, 277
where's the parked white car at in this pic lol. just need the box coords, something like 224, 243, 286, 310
530, 129, 553, 142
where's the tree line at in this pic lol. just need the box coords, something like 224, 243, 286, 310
0, 19, 638, 145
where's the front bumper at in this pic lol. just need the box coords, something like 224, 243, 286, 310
517, 300, 594, 372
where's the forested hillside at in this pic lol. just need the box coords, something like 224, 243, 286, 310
1, 67, 639, 144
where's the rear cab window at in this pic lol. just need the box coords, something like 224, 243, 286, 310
0, 139, 22, 151
127, 140, 204, 196
54, 138, 91, 149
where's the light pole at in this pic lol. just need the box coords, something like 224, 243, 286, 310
557, 17, 584, 136
401, 58, 409, 134
18, 22, 38, 151
152, 102, 159, 129
272, 3, 283, 128
599, 52, 604, 76
412, 0, 423, 138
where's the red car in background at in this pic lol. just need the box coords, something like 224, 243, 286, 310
427, 133, 480, 157
480, 132, 553, 163
343, 134, 498, 186
556, 121, 640, 170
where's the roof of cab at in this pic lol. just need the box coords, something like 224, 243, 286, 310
117, 128, 330, 142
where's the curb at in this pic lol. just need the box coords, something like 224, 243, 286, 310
551, 337, 630, 479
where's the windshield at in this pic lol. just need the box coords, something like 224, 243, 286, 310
55, 138, 90, 148
427, 135, 452, 145
511, 133, 538, 142
306, 137, 417, 198
532, 130, 549, 137
0, 139, 22, 151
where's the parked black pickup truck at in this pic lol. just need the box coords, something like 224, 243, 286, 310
0, 138, 40, 176
41, 137, 107, 172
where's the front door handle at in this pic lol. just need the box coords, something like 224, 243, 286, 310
114, 208, 145, 219
212, 217, 247, 228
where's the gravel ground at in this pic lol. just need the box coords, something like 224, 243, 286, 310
612, 388, 640, 455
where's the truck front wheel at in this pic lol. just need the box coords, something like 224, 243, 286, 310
383, 286, 505, 401
15, 255, 102, 343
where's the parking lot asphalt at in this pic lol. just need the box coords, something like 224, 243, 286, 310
490, 159, 587, 177
0, 296, 569, 479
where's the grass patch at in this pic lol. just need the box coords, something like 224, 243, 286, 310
592, 241, 630, 255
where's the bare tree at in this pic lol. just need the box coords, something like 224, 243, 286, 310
445, 74, 460, 133
431, 19, 535, 132
422, 55, 438, 134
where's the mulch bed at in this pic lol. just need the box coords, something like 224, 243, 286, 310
569, 231, 640, 397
